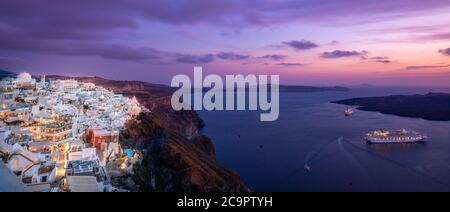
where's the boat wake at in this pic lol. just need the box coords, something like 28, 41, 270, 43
277, 137, 341, 188
303, 136, 343, 173
342, 138, 450, 190
279, 135, 450, 191
338, 137, 376, 189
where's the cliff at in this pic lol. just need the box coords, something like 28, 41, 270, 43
119, 112, 244, 192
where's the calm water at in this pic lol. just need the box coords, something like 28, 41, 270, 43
198, 86, 450, 192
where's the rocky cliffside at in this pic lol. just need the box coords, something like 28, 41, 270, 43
124, 118, 247, 192
47, 75, 249, 192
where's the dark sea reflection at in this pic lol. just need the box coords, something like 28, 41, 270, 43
366, 142, 426, 152
198, 86, 450, 192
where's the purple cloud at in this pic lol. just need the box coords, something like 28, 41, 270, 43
0, 56, 24, 66
362, 56, 392, 63
259, 54, 287, 61
0, 23, 223, 64
406, 64, 450, 70
374, 59, 392, 63
0, 24, 258, 65
0, 1, 447, 59
0, 27, 164, 62
0, 25, 252, 65
370, 56, 389, 60
1, 1, 448, 39
321, 50, 368, 58
365, 25, 449, 34
139, 0, 450, 26
242, 61, 269, 66
438, 48, 450, 56
78, 45, 163, 61
267, 0, 449, 25
283, 40, 318, 51
0, 0, 449, 81
216, 52, 250, 60
330, 40, 340, 45
276, 62, 305, 66
417, 33, 450, 42
173, 53, 215, 64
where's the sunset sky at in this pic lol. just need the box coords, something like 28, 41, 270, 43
1, 0, 449, 86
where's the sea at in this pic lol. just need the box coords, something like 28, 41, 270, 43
198, 86, 450, 192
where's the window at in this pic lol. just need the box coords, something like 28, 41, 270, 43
4, 94, 13, 100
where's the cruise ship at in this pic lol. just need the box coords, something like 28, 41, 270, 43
365, 129, 427, 143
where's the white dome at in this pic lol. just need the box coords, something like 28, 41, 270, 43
16, 72, 32, 82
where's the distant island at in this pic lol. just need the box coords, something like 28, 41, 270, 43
1, 69, 349, 93
332, 93, 450, 121
0, 70, 17, 79
279, 85, 349, 92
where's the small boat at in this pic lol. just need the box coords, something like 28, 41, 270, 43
344, 108, 354, 116
304, 164, 311, 173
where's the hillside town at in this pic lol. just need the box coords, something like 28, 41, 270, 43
0, 72, 145, 192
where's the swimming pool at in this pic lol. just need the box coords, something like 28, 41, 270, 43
123, 149, 134, 158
